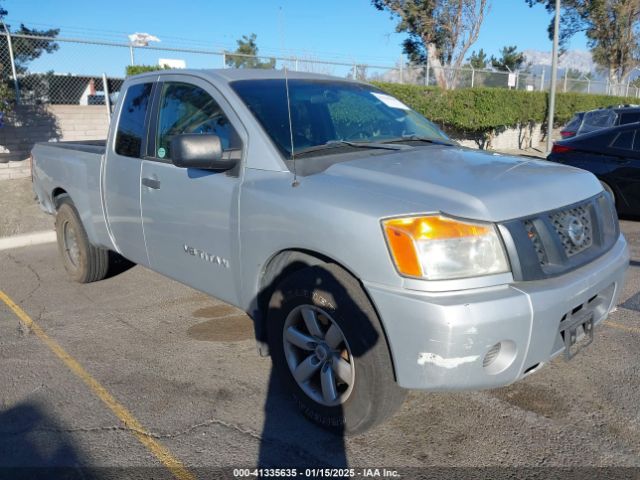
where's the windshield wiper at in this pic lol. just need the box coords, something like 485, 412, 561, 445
379, 135, 457, 146
293, 140, 408, 157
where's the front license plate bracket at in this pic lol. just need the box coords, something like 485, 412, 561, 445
561, 312, 594, 360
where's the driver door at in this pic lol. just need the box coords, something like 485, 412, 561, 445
140, 76, 244, 305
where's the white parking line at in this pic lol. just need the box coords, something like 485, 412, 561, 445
0, 230, 56, 251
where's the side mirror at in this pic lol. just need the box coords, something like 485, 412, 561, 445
170, 134, 237, 171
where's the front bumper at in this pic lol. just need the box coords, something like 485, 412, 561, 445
365, 234, 630, 391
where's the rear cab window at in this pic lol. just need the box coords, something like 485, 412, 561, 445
115, 83, 153, 158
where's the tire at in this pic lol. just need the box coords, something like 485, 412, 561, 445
55, 200, 109, 283
267, 263, 406, 435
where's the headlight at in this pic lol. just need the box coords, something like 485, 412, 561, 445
382, 215, 510, 280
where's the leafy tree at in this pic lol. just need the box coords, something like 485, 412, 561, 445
0, 3, 59, 75
565, 68, 591, 80
526, 0, 640, 85
225, 33, 275, 69
490, 45, 526, 71
372, 0, 490, 89
125, 64, 170, 76
9, 25, 60, 74
467, 48, 488, 69
563, 68, 593, 92
566, 68, 580, 79
0, 2, 58, 110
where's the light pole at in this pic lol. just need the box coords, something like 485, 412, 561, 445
546, 0, 561, 154
127, 33, 161, 67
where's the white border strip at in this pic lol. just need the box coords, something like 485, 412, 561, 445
0, 231, 56, 251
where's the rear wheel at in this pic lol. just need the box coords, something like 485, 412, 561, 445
267, 263, 406, 434
55, 201, 109, 283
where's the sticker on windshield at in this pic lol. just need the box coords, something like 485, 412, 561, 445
157, 147, 166, 158
371, 92, 410, 110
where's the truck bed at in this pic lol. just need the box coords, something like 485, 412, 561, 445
35, 139, 106, 155
31, 139, 114, 252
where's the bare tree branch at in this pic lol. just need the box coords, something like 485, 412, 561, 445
373, 0, 491, 88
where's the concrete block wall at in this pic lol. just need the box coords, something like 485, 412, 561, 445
0, 105, 109, 180
0, 105, 109, 164
48, 105, 110, 142
451, 123, 545, 151
449, 125, 564, 154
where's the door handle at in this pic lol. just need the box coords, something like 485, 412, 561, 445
142, 177, 161, 189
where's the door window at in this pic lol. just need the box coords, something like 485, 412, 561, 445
611, 130, 635, 150
155, 82, 240, 160
619, 112, 640, 125
115, 83, 153, 158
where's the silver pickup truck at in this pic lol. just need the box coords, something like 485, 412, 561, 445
32, 69, 629, 434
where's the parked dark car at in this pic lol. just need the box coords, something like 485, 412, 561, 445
560, 112, 585, 139
560, 105, 640, 139
548, 122, 640, 216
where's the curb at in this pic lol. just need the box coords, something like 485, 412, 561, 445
0, 230, 56, 251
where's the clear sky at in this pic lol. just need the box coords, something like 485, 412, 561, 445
4, 0, 588, 76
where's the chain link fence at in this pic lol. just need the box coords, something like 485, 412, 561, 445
1, 31, 639, 107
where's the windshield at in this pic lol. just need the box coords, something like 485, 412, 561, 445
580, 109, 617, 134
230, 79, 449, 158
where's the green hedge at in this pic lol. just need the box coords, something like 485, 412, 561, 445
125, 64, 170, 76
372, 82, 639, 134
118, 71, 636, 135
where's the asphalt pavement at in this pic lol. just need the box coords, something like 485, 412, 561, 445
0, 195, 639, 478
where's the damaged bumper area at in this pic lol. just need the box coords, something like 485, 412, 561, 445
365, 235, 630, 391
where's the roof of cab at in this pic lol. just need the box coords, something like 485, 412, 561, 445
129, 68, 360, 84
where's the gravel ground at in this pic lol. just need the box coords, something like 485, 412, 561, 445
0, 178, 53, 237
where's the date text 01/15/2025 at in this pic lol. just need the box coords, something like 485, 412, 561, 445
233, 468, 400, 477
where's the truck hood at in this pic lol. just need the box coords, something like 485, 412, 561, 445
321, 146, 603, 222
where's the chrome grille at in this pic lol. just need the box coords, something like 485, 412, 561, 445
548, 203, 593, 257
502, 194, 618, 282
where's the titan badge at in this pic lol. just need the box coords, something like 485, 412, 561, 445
183, 244, 230, 268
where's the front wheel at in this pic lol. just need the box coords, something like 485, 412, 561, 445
267, 264, 406, 434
